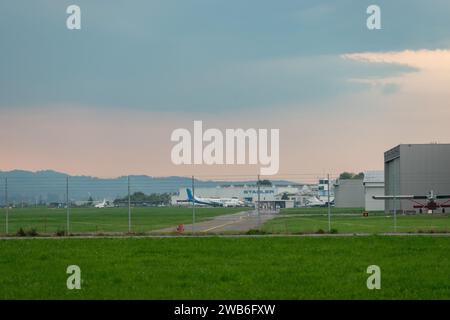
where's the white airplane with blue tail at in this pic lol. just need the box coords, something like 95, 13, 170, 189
185, 189, 244, 207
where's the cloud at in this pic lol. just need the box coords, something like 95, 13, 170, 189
179, 54, 416, 111
1, 1, 449, 113
381, 83, 400, 95
342, 49, 450, 97
0, 51, 416, 112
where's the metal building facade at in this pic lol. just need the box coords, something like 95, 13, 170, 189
363, 170, 385, 211
384, 144, 450, 212
333, 179, 365, 208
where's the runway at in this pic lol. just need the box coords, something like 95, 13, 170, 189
152, 210, 278, 234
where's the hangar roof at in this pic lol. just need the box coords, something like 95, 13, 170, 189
363, 170, 384, 183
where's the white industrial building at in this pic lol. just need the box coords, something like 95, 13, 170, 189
317, 178, 335, 203
363, 170, 385, 211
333, 171, 385, 211
171, 184, 323, 209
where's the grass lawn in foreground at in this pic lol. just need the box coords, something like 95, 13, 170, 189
1, 236, 449, 299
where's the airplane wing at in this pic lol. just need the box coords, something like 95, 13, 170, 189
374, 194, 450, 200
373, 195, 415, 200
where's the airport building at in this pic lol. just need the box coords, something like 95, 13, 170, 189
363, 171, 384, 211
384, 144, 450, 212
171, 184, 322, 209
317, 178, 335, 203
333, 171, 385, 211
333, 179, 365, 208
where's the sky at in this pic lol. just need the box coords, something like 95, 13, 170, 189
1, 0, 450, 178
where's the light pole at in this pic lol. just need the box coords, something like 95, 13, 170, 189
66, 176, 70, 234
5, 178, 8, 234
192, 176, 196, 235
257, 174, 261, 227
128, 175, 131, 233
327, 173, 331, 233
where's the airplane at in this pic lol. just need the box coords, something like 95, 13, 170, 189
373, 190, 450, 213
303, 196, 326, 207
94, 199, 108, 208
185, 189, 244, 207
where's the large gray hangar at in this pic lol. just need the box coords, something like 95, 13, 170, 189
384, 144, 450, 213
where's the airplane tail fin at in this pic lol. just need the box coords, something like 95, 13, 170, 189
186, 188, 194, 201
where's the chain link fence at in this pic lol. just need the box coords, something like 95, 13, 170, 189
1, 173, 449, 236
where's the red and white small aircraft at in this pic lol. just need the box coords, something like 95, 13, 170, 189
373, 190, 450, 213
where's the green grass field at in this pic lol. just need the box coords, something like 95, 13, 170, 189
281, 207, 371, 215
1, 206, 450, 236
262, 208, 450, 234
1, 236, 450, 299
0, 207, 244, 235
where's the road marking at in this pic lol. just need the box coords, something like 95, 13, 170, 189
202, 217, 243, 232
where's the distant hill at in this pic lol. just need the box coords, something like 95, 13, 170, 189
0, 170, 295, 204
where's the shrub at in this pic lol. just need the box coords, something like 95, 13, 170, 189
16, 228, 26, 237
330, 228, 338, 234
316, 229, 325, 234
16, 228, 38, 237
246, 229, 268, 235
55, 229, 66, 237
25, 228, 38, 237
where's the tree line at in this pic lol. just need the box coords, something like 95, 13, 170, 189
113, 192, 172, 206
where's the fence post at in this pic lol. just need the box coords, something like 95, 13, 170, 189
257, 174, 261, 228
5, 178, 8, 234
393, 171, 397, 233
66, 176, 70, 234
393, 196, 397, 232
192, 176, 195, 235
128, 175, 131, 233
327, 173, 331, 232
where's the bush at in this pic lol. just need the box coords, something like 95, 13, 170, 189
16, 228, 38, 237
246, 229, 268, 235
330, 228, 338, 234
25, 228, 38, 237
316, 229, 325, 234
55, 229, 66, 237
